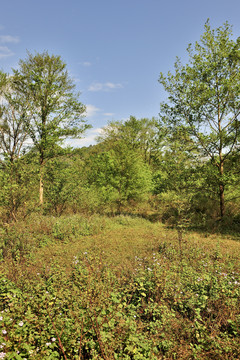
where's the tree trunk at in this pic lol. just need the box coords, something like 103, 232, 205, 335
39, 155, 44, 206
39, 172, 44, 206
219, 160, 225, 219
219, 183, 225, 219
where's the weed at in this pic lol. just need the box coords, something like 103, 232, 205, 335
0, 215, 239, 359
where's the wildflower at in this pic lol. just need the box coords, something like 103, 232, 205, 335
51, 337, 56, 342
46, 342, 51, 347
18, 321, 24, 327
220, 272, 227, 277
0, 352, 6, 359
1, 330, 7, 335
0, 317, 2, 321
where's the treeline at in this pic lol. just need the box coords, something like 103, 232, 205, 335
1, 21, 240, 230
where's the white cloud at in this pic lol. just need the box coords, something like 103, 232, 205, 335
0, 46, 14, 58
65, 128, 103, 147
78, 61, 91, 67
83, 61, 91, 67
105, 82, 123, 89
88, 83, 103, 92
88, 82, 123, 92
104, 112, 114, 117
0, 35, 19, 43
85, 104, 101, 117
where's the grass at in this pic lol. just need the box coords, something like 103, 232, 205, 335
0, 214, 240, 359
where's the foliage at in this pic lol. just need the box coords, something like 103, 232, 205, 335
97, 116, 163, 165
0, 215, 240, 359
159, 20, 240, 218
86, 144, 152, 212
43, 155, 82, 215
0, 158, 38, 222
0, 71, 29, 163
11, 51, 91, 204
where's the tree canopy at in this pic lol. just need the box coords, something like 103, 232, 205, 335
159, 20, 240, 218
0, 71, 29, 163
11, 51, 91, 204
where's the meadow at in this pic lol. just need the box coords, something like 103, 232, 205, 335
0, 214, 240, 359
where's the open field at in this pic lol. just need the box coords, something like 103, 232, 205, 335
0, 215, 240, 359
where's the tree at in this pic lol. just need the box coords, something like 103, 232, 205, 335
87, 143, 152, 212
159, 21, 240, 219
97, 116, 163, 165
0, 157, 37, 221
0, 71, 29, 164
43, 154, 83, 215
0, 71, 34, 221
12, 51, 90, 205
152, 125, 197, 194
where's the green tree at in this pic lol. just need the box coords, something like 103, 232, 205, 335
0, 158, 37, 221
152, 125, 197, 195
159, 21, 240, 218
97, 116, 162, 165
12, 51, 90, 205
0, 71, 29, 164
0, 72, 35, 221
87, 144, 152, 212
44, 154, 83, 215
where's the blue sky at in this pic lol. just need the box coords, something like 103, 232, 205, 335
1, 0, 240, 146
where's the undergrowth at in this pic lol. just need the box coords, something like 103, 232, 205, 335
0, 215, 240, 359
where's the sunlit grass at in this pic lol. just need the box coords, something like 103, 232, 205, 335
1, 215, 240, 359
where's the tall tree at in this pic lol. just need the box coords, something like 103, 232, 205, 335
12, 51, 90, 205
159, 21, 240, 218
0, 71, 28, 164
